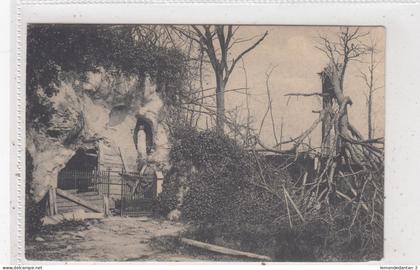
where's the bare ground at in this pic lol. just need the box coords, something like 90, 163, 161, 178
26, 216, 237, 262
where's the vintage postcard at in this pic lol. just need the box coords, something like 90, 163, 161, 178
22, 24, 385, 262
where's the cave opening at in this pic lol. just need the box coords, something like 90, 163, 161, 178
57, 148, 98, 192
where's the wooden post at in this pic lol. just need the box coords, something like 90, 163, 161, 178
52, 188, 58, 215
46, 190, 52, 216
46, 187, 57, 216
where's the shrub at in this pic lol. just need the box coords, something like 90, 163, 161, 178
165, 125, 290, 228
169, 127, 253, 224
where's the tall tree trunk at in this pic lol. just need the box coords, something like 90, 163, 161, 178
215, 72, 225, 134
367, 48, 374, 140
368, 88, 373, 139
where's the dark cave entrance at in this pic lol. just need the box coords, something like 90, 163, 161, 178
57, 148, 98, 192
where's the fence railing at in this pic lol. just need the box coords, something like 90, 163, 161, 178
58, 168, 157, 216
120, 172, 156, 216
58, 168, 155, 196
58, 168, 128, 198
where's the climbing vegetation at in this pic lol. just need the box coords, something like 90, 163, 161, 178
27, 24, 188, 129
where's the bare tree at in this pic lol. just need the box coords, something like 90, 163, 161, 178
360, 41, 382, 139
174, 25, 268, 133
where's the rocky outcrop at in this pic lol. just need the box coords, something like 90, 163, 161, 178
27, 69, 170, 202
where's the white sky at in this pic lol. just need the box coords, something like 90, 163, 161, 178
198, 26, 385, 147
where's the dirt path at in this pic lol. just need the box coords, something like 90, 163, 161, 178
26, 216, 221, 262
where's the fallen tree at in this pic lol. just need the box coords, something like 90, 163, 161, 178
180, 237, 272, 261
277, 27, 384, 257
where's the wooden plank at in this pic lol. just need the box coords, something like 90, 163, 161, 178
56, 188, 103, 213
180, 238, 272, 261
57, 198, 103, 207
56, 198, 93, 208
57, 196, 102, 204
74, 193, 103, 199
57, 204, 98, 214
56, 200, 78, 207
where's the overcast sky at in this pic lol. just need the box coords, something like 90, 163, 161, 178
198, 26, 385, 147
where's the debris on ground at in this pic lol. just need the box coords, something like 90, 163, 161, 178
26, 217, 223, 261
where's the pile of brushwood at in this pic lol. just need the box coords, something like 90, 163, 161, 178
159, 121, 383, 261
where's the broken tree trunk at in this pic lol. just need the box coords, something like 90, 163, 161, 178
320, 68, 336, 157
320, 64, 383, 171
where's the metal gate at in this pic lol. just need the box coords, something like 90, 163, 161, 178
58, 168, 157, 217
120, 171, 156, 217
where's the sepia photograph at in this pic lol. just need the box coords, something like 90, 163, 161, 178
24, 24, 385, 262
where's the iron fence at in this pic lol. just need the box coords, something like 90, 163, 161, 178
57, 167, 157, 216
